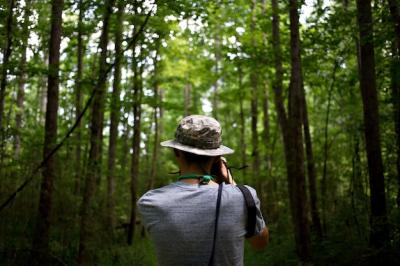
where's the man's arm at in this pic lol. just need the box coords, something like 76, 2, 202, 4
214, 158, 269, 250
248, 227, 269, 250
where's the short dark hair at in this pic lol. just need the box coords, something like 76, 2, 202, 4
174, 149, 214, 166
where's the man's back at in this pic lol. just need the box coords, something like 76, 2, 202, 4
138, 181, 265, 266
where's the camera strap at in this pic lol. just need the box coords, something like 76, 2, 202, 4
208, 182, 223, 266
237, 185, 257, 238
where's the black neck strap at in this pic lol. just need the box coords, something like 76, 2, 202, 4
208, 183, 223, 266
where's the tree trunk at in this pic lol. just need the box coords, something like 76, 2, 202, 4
31, 0, 63, 263
263, 85, 270, 170
212, 18, 221, 119
321, 61, 339, 233
127, 54, 143, 245
288, 0, 311, 261
74, 0, 85, 195
121, 109, 130, 176
0, 0, 15, 168
271, 0, 291, 215
78, 0, 115, 263
261, 0, 270, 176
271, 1, 311, 261
14, 0, 31, 158
271, 0, 288, 138
356, 0, 389, 248
250, 0, 260, 180
387, 0, 400, 207
301, 87, 322, 238
38, 53, 48, 125
238, 63, 247, 172
107, 0, 124, 232
149, 46, 161, 190
184, 82, 191, 116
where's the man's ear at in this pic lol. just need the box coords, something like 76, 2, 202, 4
173, 148, 180, 157
212, 156, 221, 164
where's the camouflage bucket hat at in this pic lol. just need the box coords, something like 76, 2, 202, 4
160, 115, 234, 156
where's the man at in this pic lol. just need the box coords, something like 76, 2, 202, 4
138, 115, 269, 266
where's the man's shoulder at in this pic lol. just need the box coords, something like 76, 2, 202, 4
224, 184, 260, 205
225, 183, 258, 195
137, 183, 179, 205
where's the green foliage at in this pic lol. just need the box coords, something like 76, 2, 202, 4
0, 0, 399, 265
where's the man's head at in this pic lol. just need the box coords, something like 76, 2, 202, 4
161, 115, 234, 157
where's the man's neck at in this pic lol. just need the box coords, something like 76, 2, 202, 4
179, 165, 210, 176
179, 165, 217, 185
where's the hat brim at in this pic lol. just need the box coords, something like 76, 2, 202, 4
160, 140, 234, 156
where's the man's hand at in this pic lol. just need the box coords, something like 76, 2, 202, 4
211, 157, 236, 184
248, 227, 269, 250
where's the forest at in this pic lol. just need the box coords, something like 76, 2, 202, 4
0, 0, 399, 265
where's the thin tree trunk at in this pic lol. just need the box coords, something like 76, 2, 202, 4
74, 0, 85, 195
271, 1, 311, 261
0, 0, 15, 168
387, 0, 400, 207
271, 0, 291, 212
121, 107, 130, 175
263, 85, 270, 168
250, 0, 260, 180
261, 0, 270, 175
14, 0, 31, 158
356, 0, 389, 248
213, 15, 221, 119
321, 60, 339, 233
288, 0, 311, 261
271, 0, 288, 138
238, 63, 247, 172
184, 82, 191, 116
39, 52, 48, 124
107, 0, 124, 232
31, 0, 63, 263
350, 132, 364, 239
78, 0, 115, 263
301, 86, 322, 238
149, 46, 161, 190
127, 54, 143, 245
261, 0, 272, 211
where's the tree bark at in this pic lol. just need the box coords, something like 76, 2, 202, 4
301, 86, 322, 238
356, 0, 389, 248
38, 53, 48, 125
250, 0, 260, 179
271, 0, 292, 216
0, 0, 15, 167
271, 0, 288, 137
271, 1, 311, 261
184, 82, 191, 116
261, 0, 270, 176
127, 52, 143, 245
107, 0, 124, 232
121, 108, 130, 176
321, 61, 339, 233
74, 0, 85, 195
288, 0, 311, 261
14, 0, 31, 158
212, 16, 221, 119
78, 0, 115, 263
238, 63, 247, 172
149, 46, 161, 190
31, 0, 63, 263
387, 0, 400, 207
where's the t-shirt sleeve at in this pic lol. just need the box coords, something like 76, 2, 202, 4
137, 191, 159, 231
245, 185, 267, 236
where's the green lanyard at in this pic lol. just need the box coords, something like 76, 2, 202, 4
178, 174, 214, 184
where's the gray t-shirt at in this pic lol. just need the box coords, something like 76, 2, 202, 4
137, 181, 266, 266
